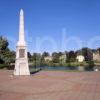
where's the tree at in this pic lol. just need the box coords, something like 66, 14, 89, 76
67, 51, 76, 62
0, 36, 15, 67
32, 53, 42, 67
82, 48, 93, 61
41, 52, 50, 64
27, 52, 32, 62
76, 47, 93, 61
42, 52, 50, 58
0, 36, 8, 51
0, 36, 9, 64
2, 49, 15, 65
58, 52, 63, 56
97, 48, 100, 55
52, 52, 60, 63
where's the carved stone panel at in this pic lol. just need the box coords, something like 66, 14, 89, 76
19, 49, 25, 58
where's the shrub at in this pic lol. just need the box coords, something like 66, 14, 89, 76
0, 64, 9, 69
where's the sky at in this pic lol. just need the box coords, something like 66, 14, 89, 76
0, 0, 100, 53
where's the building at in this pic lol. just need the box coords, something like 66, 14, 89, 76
76, 55, 84, 62
93, 51, 100, 62
44, 56, 53, 62
59, 54, 66, 63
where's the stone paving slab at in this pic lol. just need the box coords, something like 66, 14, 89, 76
0, 70, 100, 100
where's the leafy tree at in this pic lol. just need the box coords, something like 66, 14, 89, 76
27, 52, 32, 62
92, 49, 97, 53
67, 51, 76, 62
52, 52, 60, 63
2, 49, 15, 65
41, 52, 50, 62
76, 48, 93, 61
97, 48, 100, 55
58, 52, 63, 56
42, 52, 50, 57
82, 48, 93, 61
0, 57, 4, 64
0, 36, 8, 51
0, 36, 9, 63
32, 53, 42, 67
0, 36, 15, 67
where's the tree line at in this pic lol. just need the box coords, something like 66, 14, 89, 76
0, 36, 100, 68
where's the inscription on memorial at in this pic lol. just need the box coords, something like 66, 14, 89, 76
19, 49, 25, 58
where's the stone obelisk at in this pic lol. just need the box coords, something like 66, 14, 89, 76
14, 9, 30, 75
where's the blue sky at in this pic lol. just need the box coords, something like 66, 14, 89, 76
0, 0, 100, 53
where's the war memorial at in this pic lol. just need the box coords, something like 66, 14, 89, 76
14, 9, 30, 75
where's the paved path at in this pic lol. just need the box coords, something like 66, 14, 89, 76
0, 70, 100, 100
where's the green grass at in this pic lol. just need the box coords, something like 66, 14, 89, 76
36, 68, 81, 72
0, 64, 9, 69
29, 67, 41, 73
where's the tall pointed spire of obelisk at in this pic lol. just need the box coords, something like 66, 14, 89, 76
19, 9, 25, 44
14, 9, 30, 75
